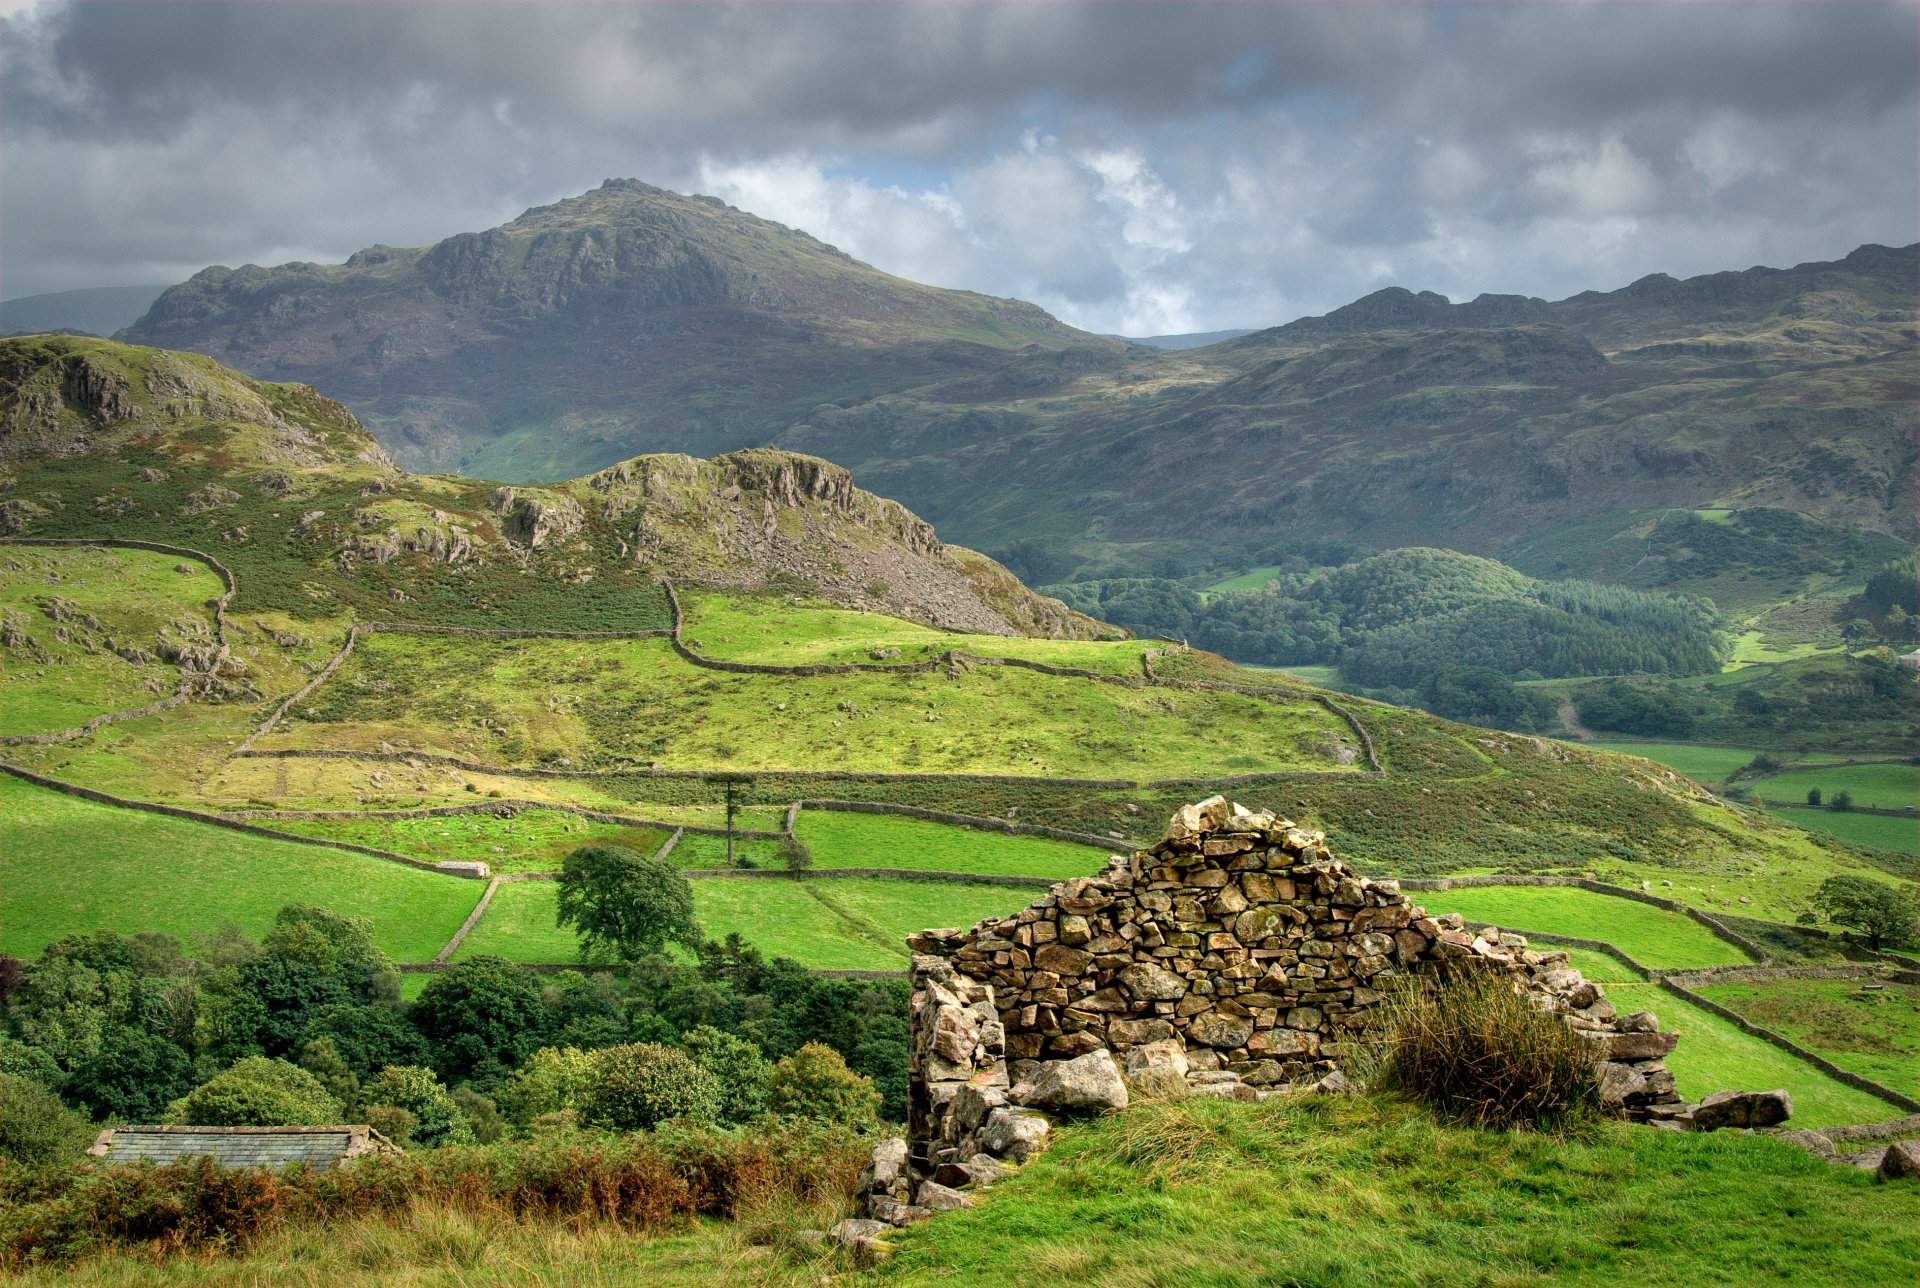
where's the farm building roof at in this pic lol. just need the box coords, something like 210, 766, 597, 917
87, 1125, 397, 1169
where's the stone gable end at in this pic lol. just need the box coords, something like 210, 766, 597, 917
868, 797, 1685, 1225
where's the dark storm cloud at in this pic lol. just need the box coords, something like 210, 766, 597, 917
2, 0, 1913, 333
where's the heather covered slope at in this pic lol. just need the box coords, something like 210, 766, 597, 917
121, 179, 1118, 477
0, 335, 1107, 638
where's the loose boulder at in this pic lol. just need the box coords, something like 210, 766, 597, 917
1027, 1050, 1129, 1113
1691, 1089, 1793, 1131
1878, 1138, 1920, 1180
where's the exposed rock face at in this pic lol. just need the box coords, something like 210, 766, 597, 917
490, 486, 586, 549
582, 448, 1114, 637
859, 796, 1689, 1225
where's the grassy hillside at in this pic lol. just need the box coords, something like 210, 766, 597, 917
0, 774, 478, 961
260, 630, 1355, 778
1695, 977, 1920, 1100
878, 1096, 1915, 1285
1415, 886, 1754, 968
0, 545, 228, 735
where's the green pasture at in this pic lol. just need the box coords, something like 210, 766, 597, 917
679, 591, 1154, 675
670, 830, 783, 869
0, 774, 479, 963
459, 873, 1032, 970
1769, 805, 1919, 856
1696, 977, 1920, 1100
1414, 885, 1755, 967
1727, 631, 1832, 667
1581, 741, 1764, 786
1556, 946, 1643, 983
0, 545, 225, 735
264, 809, 670, 872
261, 631, 1359, 779
793, 809, 1108, 878
1756, 761, 1917, 812
1607, 982, 1904, 1128
1201, 566, 1285, 595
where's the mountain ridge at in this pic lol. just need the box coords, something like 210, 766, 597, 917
108, 181, 1915, 583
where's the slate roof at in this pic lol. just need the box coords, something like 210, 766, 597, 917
88, 1125, 395, 1169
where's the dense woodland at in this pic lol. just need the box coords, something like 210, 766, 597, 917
1043, 548, 1727, 732
0, 904, 908, 1162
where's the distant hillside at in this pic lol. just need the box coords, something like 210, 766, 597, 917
0, 334, 1110, 639
121, 179, 1115, 477
1, 285, 167, 338
791, 244, 1917, 582
1115, 328, 1257, 350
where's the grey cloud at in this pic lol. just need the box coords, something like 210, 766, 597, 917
1, 1, 1913, 331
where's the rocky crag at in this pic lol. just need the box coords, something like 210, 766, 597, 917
846, 796, 1697, 1239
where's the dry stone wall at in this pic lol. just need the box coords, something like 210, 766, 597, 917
856, 796, 1688, 1229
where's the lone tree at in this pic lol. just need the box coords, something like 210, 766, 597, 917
703, 772, 755, 868
1831, 789, 1854, 811
557, 845, 701, 961
1810, 875, 1918, 952
1806, 787, 1823, 807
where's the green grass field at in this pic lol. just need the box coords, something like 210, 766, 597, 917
1415, 885, 1755, 967
1201, 566, 1285, 595
459, 873, 1034, 970
793, 809, 1108, 878
0, 774, 479, 963
264, 810, 670, 872
1728, 632, 1831, 666
1606, 982, 1905, 1128
1583, 742, 1766, 786
263, 632, 1358, 778
1768, 805, 1919, 856
0, 545, 225, 735
680, 592, 1153, 675
1695, 977, 1920, 1100
1756, 762, 1917, 812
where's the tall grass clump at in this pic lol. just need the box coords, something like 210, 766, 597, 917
0, 1123, 869, 1271
1370, 968, 1599, 1131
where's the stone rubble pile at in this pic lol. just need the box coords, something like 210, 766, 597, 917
850, 796, 1791, 1234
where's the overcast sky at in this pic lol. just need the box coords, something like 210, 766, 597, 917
2, 1, 1914, 335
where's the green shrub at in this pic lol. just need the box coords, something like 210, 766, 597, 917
408, 956, 549, 1082
581, 1043, 721, 1131
452, 1089, 505, 1144
361, 1066, 473, 1148
362, 1105, 419, 1148
167, 1057, 343, 1127
0, 1037, 62, 1090
1371, 970, 1599, 1131
500, 1046, 598, 1127
679, 1026, 772, 1123
0, 1072, 91, 1164
765, 1042, 880, 1128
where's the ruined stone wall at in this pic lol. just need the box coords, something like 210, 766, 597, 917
856, 796, 1686, 1230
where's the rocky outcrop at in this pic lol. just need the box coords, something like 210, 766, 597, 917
489, 487, 585, 549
